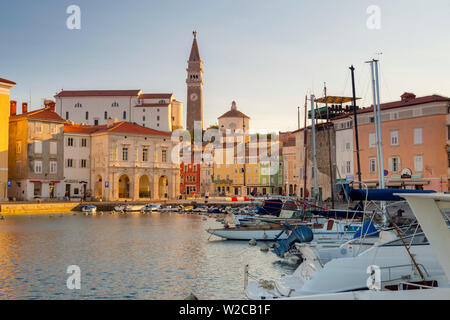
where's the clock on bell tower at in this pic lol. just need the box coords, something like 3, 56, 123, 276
186, 30, 203, 132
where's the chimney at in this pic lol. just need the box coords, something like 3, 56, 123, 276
44, 99, 56, 112
401, 92, 416, 102
10, 100, 17, 116
22, 102, 28, 114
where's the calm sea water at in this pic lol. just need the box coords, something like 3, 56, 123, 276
0, 212, 296, 300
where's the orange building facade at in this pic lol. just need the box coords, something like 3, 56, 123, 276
354, 93, 450, 191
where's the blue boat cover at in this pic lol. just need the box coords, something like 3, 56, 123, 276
353, 220, 378, 238
309, 209, 365, 219
349, 188, 436, 202
257, 199, 283, 216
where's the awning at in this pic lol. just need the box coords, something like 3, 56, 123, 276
364, 182, 378, 188
403, 179, 429, 186
386, 181, 403, 187
314, 96, 360, 104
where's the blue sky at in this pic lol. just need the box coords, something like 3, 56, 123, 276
1, 0, 449, 132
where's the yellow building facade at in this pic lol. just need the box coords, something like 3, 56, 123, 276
0, 78, 15, 200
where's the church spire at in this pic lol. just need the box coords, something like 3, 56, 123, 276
189, 30, 201, 62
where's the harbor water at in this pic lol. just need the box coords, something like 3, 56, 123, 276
0, 212, 295, 299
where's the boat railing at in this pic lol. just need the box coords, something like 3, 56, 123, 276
396, 281, 436, 290
380, 263, 430, 283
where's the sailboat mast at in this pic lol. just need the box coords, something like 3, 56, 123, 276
310, 94, 319, 203
324, 84, 335, 208
303, 95, 308, 201
350, 65, 362, 188
369, 61, 382, 187
374, 59, 385, 189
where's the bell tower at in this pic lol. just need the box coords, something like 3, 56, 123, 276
186, 31, 203, 132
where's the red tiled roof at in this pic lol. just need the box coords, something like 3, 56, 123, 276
55, 90, 141, 97
332, 93, 450, 120
0, 77, 16, 85
64, 123, 106, 134
218, 109, 250, 119
139, 93, 173, 99
10, 107, 66, 122
94, 121, 171, 136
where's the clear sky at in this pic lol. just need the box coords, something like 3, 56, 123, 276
1, 0, 449, 132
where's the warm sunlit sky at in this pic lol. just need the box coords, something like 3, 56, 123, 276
1, 0, 449, 132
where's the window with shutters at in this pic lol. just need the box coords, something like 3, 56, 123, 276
369, 133, 376, 148
346, 161, 351, 173
142, 148, 148, 162
34, 141, 42, 154
34, 160, 42, 173
389, 157, 401, 173
414, 128, 422, 145
414, 155, 423, 172
345, 142, 351, 150
369, 158, 377, 173
122, 147, 128, 161
50, 161, 57, 174
390, 130, 399, 146
390, 112, 399, 120
50, 141, 57, 154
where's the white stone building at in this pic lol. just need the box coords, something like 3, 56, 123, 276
89, 119, 180, 201
54, 90, 183, 132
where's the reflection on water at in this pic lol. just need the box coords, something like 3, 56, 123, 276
0, 213, 295, 300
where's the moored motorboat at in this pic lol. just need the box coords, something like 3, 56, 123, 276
207, 217, 363, 241
140, 203, 161, 213
81, 205, 97, 214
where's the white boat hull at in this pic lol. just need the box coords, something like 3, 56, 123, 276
207, 228, 290, 240
207, 227, 357, 241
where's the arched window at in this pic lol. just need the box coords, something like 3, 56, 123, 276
112, 102, 119, 107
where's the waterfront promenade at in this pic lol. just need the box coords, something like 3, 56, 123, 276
0, 197, 259, 215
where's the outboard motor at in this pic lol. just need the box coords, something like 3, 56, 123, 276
272, 226, 314, 257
